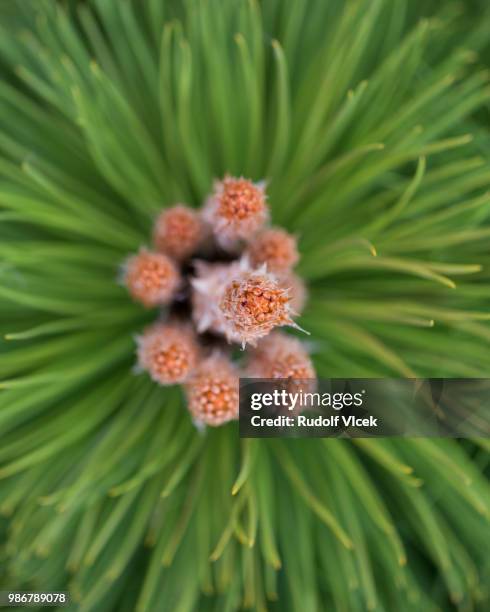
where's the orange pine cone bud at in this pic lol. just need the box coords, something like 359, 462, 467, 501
137, 322, 199, 385
248, 332, 315, 381
203, 176, 268, 248
124, 249, 180, 307
219, 267, 296, 347
185, 353, 239, 426
153, 205, 205, 260
246, 227, 299, 272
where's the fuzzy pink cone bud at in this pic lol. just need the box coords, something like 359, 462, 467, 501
153, 205, 205, 260
124, 249, 180, 307
137, 322, 199, 385
203, 176, 268, 248
185, 353, 239, 426
219, 266, 297, 347
278, 271, 307, 314
246, 227, 299, 273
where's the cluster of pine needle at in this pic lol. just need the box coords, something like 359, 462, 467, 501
0, 1, 489, 611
